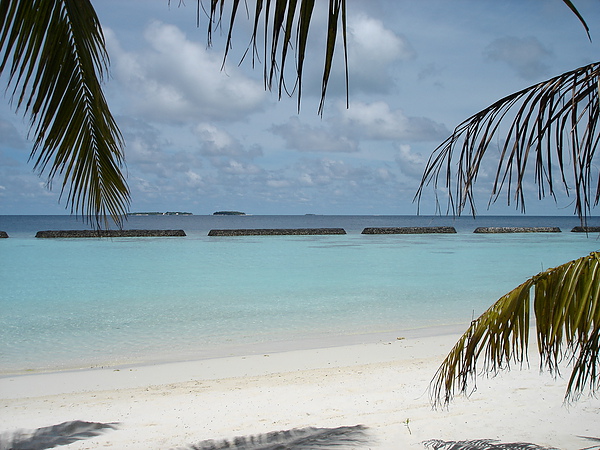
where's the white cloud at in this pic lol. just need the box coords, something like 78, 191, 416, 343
193, 123, 262, 158
291, 157, 395, 189
271, 117, 358, 153
211, 159, 262, 175
349, 15, 415, 64
340, 101, 447, 141
346, 15, 415, 93
105, 22, 266, 123
484, 36, 552, 80
0, 118, 26, 149
184, 170, 204, 188
266, 179, 291, 188
395, 144, 427, 178
118, 119, 209, 202
310, 13, 415, 98
5, 0, 595, 215
0, 167, 64, 214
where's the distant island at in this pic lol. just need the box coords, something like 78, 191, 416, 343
128, 212, 193, 216
213, 211, 246, 216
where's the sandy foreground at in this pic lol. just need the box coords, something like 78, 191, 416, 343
1, 331, 599, 450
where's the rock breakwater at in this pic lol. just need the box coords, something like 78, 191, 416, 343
571, 226, 600, 232
208, 228, 346, 236
361, 227, 457, 234
35, 229, 186, 238
473, 227, 561, 233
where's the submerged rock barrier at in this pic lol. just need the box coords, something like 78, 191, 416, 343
0, 231, 8, 238
571, 226, 600, 232
361, 226, 457, 234
473, 227, 561, 233
208, 228, 346, 236
35, 229, 186, 238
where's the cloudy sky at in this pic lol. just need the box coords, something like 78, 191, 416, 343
1, 0, 600, 216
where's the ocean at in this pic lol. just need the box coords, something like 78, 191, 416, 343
1, 214, 599, 374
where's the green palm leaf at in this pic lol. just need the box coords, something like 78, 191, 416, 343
0, 0, 129, 227
415, 62, 600, 220
431, 252, 600, 406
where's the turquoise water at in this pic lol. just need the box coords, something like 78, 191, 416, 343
1, 215, 599, 373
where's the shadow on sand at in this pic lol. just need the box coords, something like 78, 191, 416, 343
185, 425, 371, 449
0, 420, 118, 450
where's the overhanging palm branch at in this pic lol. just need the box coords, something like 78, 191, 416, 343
0, 0, 129, 227
430, 251, 600, 407
201, 0, 348, 114
415, 62, 600, 220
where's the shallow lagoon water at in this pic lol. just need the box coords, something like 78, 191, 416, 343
1, 215, 599, 373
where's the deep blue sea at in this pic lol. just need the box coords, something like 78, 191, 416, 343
1, 214, 599, 374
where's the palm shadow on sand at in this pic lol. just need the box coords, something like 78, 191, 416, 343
423, 439, 559, 450
0, 420, 118, 450
423, 438, 600, 450
185, 425, 371, 449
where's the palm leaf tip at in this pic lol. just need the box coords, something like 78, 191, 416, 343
561, 0, 591, 40
431, 251, 600, 406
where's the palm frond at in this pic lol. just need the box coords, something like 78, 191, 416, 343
430, 251, 600, 407
0, 0, 129, 228
423, 439, 558, 450
415, 62, 600, 221
203, 0, 348, 114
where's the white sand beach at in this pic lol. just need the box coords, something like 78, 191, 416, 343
1, 330, 598, 449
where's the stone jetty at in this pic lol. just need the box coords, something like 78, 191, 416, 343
473, 227, 561, 233
571, 226, 600, 232
35, 229, 186, 238
208, 228, 346, 236
361, 226, 457, 234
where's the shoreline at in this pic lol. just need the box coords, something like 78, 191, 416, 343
1, 333, 442, 399
1, 330, 599, 449
0, 322, 470, 378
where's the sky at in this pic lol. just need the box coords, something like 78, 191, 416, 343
1, 0, 600, 216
